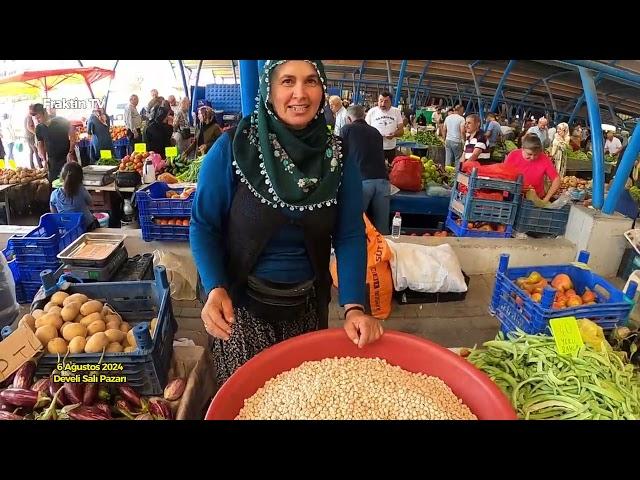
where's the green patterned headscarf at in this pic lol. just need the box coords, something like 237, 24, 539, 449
233, 60, 343, 211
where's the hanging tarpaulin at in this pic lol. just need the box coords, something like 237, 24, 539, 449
0, 67, 115, 97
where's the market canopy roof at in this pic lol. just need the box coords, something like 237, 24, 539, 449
0, 67, 115, 97
320, 60, 640, 123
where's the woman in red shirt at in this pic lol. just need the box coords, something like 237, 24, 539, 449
504, 133, 561, 202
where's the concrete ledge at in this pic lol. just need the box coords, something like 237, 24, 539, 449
0, 225, 578, 276
387, 235, 577, 275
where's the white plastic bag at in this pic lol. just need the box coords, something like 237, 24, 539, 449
386, 240, 467, 293
153, 249, 198, 301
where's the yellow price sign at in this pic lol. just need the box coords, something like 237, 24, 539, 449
8, 159, 16, 170
0, 159, 4, 169
549, 317, 584, 356
100, 150, 113, 160
165, 146, 178, 158
134, 143, 147, 153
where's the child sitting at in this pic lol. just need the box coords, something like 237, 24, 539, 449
50, 162, 99, 231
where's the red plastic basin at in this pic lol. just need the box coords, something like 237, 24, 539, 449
206, 328, 517, 420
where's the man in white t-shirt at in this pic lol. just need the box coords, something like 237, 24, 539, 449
441, 104, 466, 167
604, 130, 622, 157
329, 95, 349, 137
365, 91, 404, 165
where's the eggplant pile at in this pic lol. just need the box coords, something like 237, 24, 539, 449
0, 360, 186, 420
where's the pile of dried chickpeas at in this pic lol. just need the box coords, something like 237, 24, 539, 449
236, 357, 477, 420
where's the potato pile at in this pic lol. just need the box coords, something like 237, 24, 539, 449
0, 167, 47, 185
236, 357, 477, 420
18, 291, 159, 355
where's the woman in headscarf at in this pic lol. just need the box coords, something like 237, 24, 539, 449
190, 60, 383, 385
172, 97, 193, 154
183, 105, 221, 158
87, 108, 113, 164
550, 122, 570, 177
143, 105, 174, 158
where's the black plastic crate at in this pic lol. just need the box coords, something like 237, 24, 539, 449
394, 273, 470, 304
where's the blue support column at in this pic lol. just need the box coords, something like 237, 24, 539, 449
394, 60, 408, 108
190, 60, 203, 125
177, 60, 190, 98
579, 67, 605, 210
412, 60, 431, 110
468, 65, 484, 124
568, 72, 604, 125
354, 61, 366, 104
239, 60, 259, 118
603, 128, 640, 214
489, 60, 516, 113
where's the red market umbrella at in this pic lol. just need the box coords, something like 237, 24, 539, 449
0, 67, 115, 97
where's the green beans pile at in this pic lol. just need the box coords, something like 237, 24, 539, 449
467, 330, 640, 420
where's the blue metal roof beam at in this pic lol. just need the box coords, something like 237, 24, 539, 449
489, 60, 517, 113
394, 60, 408, 107
412, 60, 431, 110
579, 67, 605, 209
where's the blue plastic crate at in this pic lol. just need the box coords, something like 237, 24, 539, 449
456, 169, 523, 196
114, 145, 128, 160
136, 182, 195, 217
22, 281, 43, 303
113, 138, 129, 147
205, 83, 241, 112
9, 213, 84, 263
30, 266, 177, 395
140, 217, 190, 242
449, 187, 519, 225
490, 250, 636, 335
446, 211, 513, 238
514, 200, 571, 235
17, 262, 61, 282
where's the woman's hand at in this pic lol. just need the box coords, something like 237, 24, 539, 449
343, 309, 384, 348
202, 287, 235, 341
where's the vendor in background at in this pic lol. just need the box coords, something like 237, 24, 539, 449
526, 116, 550, 149
604, 130, 623, 158
190, 59, 383, 385
461, 114, 492, 167
182, 106, 221, 158
365, 91, 405, 166
329, 95, 349, 137
147, 89, 160, 114
167, 95, 179, 114
25, 105, 43, 169
550, 122, 570, 177
442, 104, 466, 167
143, 105, 174, 159
124, 94, 143, 146
504, 133, 560, 202
484, 113, 502, 154
172, 97, 192, 153
87, 108, 113, 164
341, 104, 389, 234
33, 103, 75, 184
50, 162, 98, 231
1, 114, 16, 161
569, 126, 583, 151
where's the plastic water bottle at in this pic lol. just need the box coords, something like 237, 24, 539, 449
391, 212, 402, 239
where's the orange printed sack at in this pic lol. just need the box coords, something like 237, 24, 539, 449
330, 214, 393, 319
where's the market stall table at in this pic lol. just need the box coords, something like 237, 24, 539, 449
390, 190, 450, 216
0, 184, 15, 225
